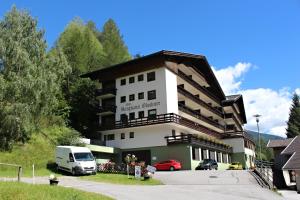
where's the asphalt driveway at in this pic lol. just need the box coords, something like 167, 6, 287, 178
2, 170, 286, 200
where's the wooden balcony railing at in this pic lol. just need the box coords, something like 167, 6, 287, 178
178, 103, 225, 130
224, 113, 243, 131
165, 134, 232, 153
177, 86, 223, 118
99, 113, 222, 138
178, 70, 221, 104
98, 105, 116, 113
96, 88, 117, 97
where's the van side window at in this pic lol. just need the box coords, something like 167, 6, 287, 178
69, 153, 74, 162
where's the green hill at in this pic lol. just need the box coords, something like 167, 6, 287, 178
0, 126, 70, 177
246, 130, 284, 142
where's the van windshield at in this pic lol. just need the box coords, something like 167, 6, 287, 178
73, 153, 94, 161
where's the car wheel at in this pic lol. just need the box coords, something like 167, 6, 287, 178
170, 166, 175, 171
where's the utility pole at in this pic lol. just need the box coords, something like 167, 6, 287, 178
253, 114, 262, 160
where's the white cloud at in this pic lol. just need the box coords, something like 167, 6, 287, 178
212, 62, 252, 94
213, 63, 296, 138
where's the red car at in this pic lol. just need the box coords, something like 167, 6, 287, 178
154, 160, 182, 171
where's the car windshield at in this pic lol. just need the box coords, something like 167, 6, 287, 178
74, 153, 94, 161
202, 159, 211, 164
232, 162, 239, 165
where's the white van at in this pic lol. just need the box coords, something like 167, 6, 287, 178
56, 146, 97, 175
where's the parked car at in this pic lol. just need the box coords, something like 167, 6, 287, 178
154, 160, 182, 171
195, 159, 218, 170
56, 146, 97, 175
228, 162, 243, 170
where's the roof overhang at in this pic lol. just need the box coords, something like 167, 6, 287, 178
81, 50, 226, 100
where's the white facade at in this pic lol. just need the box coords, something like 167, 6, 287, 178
222, 138, 245, 153
115, 67, 178, 121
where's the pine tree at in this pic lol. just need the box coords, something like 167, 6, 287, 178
286, 93, 300, 138
99, 19, 131, 66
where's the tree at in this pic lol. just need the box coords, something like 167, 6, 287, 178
286, 93, 300, 138
0, 7, 70, 150
99, 19, 131, 66
54, 19, 106, 137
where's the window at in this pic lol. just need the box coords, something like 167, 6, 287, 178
129, 94, 135, 101
148, 109, 157, 119
130, 132, 134, 138
192, 147, 200, 160
138, 92, 144, 100
129, 76, 135, 84
147, 71, 155, 82
129, 112, 135, 120
121, 96, 126, 103
121, 79, 126, 86
107, 134, 115, 141
172, 130, 176, 136
138, 74, 144, 81
69, 153, 74, 162
104, 135, 107, 141
121, 133, 125, 140
120, 114, 128, 123
217, 152, 222, 163
138, 111, 144, 118
147, 90, 156, 100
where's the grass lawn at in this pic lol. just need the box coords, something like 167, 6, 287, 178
81, 173, 163, 185
0, 181, 114, 200
0, 126, 68, 178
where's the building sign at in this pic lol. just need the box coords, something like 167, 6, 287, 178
135, 166, 141, 179
121, 101, 160, 112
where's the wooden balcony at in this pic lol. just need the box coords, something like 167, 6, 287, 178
165, 134, 232, 153
178, 70, 221, 104
99, 113, 222, 138
177, 86, 223, 118
178, 103, 225, 130
97, 105, 116, 115
224, 113, 243, 131
96, 88, 117, 98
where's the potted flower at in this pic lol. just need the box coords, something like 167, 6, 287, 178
49, 174, 59, 185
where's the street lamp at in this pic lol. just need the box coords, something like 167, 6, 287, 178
253, 114, 262, 160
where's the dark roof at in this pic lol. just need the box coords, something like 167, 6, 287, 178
81, 50, 226, 100
267, 138, 294, 148
281, 136, 300, 170
222, 94, 247, 123
282, 152, 300, 170
281, 136, 300, 155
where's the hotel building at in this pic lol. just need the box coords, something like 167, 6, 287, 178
82, 50, 255, 170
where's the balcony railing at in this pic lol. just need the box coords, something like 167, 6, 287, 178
178, 70, 221, 104
165, 134, 232, 153
98, 105, 116, 113
224, 113, 243, 131
96, 88, 117, 97
99, 113, 222, 138
177, 86, 223, 118
178, 104, 225, 130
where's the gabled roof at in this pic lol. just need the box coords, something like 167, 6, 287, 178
222, 94, 247, 123
81, 50, 226, 100
279, 136, 300, 170
267, 138, 294, 148
281, 136, 299, 155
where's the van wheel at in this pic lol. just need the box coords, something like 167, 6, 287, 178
72, 168, 76, 176
170, 166, 175, 171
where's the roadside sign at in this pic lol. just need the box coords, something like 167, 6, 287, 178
135, 166, 141, 179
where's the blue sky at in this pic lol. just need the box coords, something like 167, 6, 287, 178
1, 0, 299, 136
